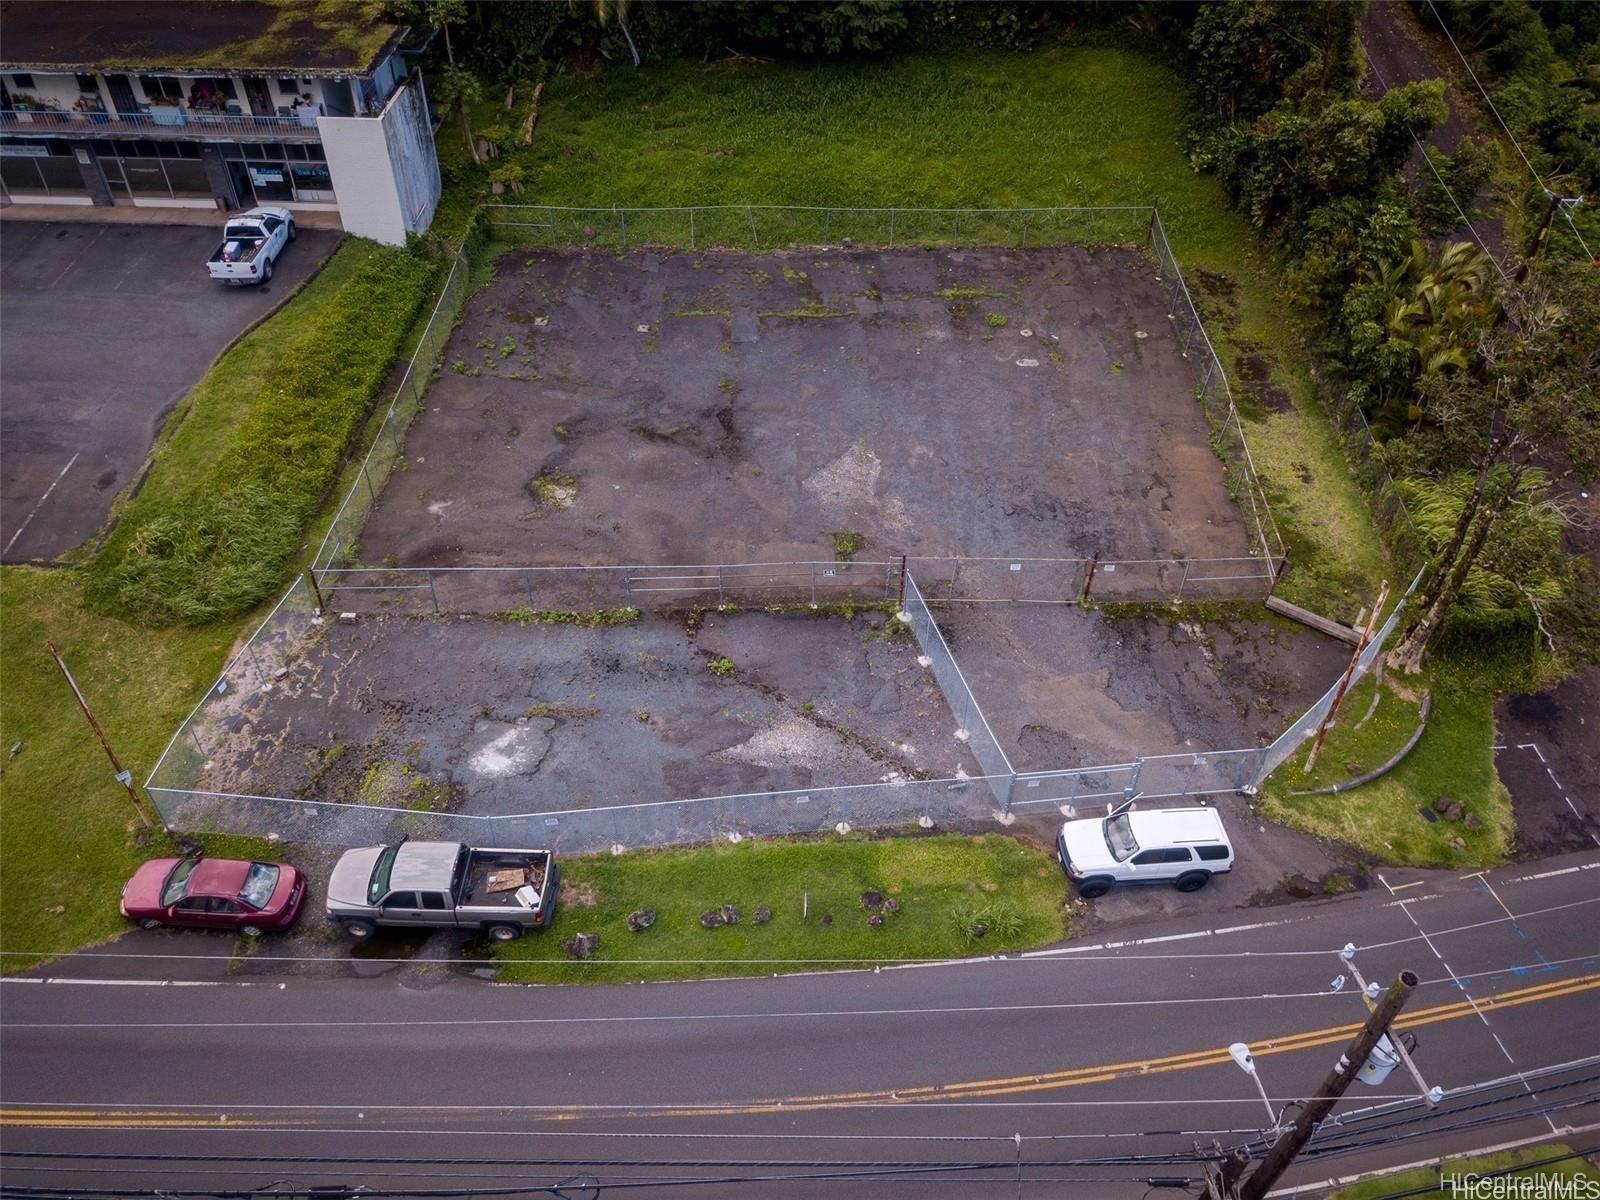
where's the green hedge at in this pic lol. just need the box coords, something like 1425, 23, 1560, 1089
86, 242, 437, 626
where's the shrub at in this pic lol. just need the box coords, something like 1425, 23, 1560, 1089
87, 242, 437, 626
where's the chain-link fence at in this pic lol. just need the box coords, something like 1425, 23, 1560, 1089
483, 203, 1153, 253
1251, 567, 1425, 786
906, 555, 1275, 604
1148, 209, 1286, 573
900, 573, 1015, 810
1327, 388, 1427, 575
311, 247, 470, 577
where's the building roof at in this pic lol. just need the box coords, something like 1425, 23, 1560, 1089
0, 1, 408, 77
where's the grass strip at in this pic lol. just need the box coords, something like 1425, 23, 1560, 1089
494, 832, 1072, 984
1328, 1142, 1599, 1199
85, 240, 437, 627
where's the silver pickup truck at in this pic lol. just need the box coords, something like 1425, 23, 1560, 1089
326, 840, 559, 942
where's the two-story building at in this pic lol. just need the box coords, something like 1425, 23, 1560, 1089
0, 1, 442, 245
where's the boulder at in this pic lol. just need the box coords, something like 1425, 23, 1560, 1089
721, 904, 740, 925
626, 908, 656, 932
969, 922, 988, 939
1433, 795, 1454, 814
1444, 802, 1464, 822
753, 905, 772, 925
867, 913, 884, 928
820, 913, 833, 926
562, 932, 599, 959
885, 898, 900, 913
1464, 813, 1483, 831
860, 890, 885, 910
700, 909, 726, 929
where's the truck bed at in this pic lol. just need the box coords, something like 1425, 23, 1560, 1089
460, 848, 551, 909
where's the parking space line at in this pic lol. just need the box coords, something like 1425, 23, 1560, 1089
2, 452, 79, 557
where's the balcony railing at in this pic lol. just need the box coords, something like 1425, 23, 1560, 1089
0, 108, 324, 139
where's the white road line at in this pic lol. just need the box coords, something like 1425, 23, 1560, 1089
2, 452, 79, 556
0, 977, 253, 988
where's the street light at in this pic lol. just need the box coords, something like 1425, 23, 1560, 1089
1229, 1042, 1280, 1131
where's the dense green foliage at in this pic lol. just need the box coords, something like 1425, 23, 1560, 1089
86, 243, 437, 626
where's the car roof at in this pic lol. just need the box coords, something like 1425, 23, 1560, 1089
389, 841, 460, 891
1127, 807, 1228, 844
187, 857, 252, 897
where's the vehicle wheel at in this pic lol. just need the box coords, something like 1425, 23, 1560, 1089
1174, 871, 1212, 893
138, 918, 163, 930
239, 925, 264, 938
341, 919, 377, 940
487, 923, 523, 943
1077, 877, 1114, 900
262, 259, 274, 281
287, 221, 297, 241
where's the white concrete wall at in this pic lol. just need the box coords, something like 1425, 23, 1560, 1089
6, 71, 85, 110
317, 74, 438, 246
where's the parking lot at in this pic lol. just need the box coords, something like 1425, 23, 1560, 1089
0, 219, 337, 562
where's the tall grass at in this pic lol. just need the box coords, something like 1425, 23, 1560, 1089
86, 242, 437, 626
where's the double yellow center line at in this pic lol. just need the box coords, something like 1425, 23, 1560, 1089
4, 973, 1595, 1129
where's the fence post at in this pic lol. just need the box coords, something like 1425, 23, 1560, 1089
618, 205, 627, 249
623, 569, 633, 607
1147, 200, 1159, 250
748, 206, 758, 248
897, 555, 907, 610
1021, 214, 1029, 247
952, 212, 958, 247
1081, 551, 1100, 603
362, 461, 376, 501
889, 208, 896, 249
1268, 550, 1290, 598
387, 412, 401, 455
1176, 559, 1191, 604
717, 565, 725, 606
427, 568, 439, 613
525, 572, 535, 611
811, 561, 817, 606
304, 568, 325, 613
824, 210, 831, 246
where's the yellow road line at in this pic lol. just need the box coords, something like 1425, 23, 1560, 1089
4, 974, 1595, 1130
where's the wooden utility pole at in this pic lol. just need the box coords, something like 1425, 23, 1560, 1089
1237, 971, 1418, 1200
1515, 191, 1562, 281
46, 641, 155, 830
1304, 580, 1389, 773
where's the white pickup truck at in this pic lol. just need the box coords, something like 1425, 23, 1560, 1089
205, 206, 295, 285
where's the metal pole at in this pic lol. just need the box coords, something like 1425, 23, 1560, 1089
889, 208, 896, 249
619, 205, 627, 249
1080, 551, 1100, 603
427, 568, 439, 613
304, 568, 325, 613
689, 208, 696, 251
824, 210, 830, 246
897, 555, 907, 610
362, 461, 376, 501
1177, 559, 1191, 604
1238, 972, 1419, 1200
748, 206, 758, 248
526, 572, 535, 610
1305, 580, 1389, 773
48, 641, 155, 829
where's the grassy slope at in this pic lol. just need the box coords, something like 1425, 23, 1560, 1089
1330, 1144, 1600, 1199
0, 569, 269, 967
1260, 671, 1510, 867
451, 48, 1390, 614
495, 833, 1071, 984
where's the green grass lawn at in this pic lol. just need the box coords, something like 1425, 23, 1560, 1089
0, 568, 272, 971
1330, 1143, 1600, 1199
494, 833, 1072, 984
1259, 672, 1510, 867
446, 47, 1391, 614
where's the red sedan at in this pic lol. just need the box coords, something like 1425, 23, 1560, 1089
121, 856, 305, 935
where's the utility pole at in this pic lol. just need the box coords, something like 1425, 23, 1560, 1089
1304, 579, 1389, 773
1236, 971, 1418, 1200
46, 640, 155, 830
1516, 191, 1561, 281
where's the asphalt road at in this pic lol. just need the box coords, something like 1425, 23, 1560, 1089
4, 851, 1598, 1196
0, 220, 338, 563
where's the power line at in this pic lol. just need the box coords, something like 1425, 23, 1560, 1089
1424, 0, 1596, 263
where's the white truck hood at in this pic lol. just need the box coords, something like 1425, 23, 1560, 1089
1060, 819, 1117, 873
326, 846, 384, 909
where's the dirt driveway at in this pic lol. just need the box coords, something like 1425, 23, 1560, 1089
0, 220, 337, 561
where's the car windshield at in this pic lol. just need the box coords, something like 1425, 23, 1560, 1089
1104, 815, 1139, 862
367, 845, 399, 905
238, 863, 280, 909
159, 858, 199, 907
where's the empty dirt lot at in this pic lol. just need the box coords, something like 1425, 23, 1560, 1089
357, 244, 1250, 570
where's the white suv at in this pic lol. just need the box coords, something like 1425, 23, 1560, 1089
1058, 801, 1234, 898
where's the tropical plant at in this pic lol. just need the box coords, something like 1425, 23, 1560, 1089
432, 63, 483, 165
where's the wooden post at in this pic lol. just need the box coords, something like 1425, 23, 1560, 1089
304, 568, 325, 613
897, 556, 907, 610
1305, 580, 1390, 773
1080, 551, 1100, 603
47, 641, 155, 830
1238, 972, 1419, 1200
